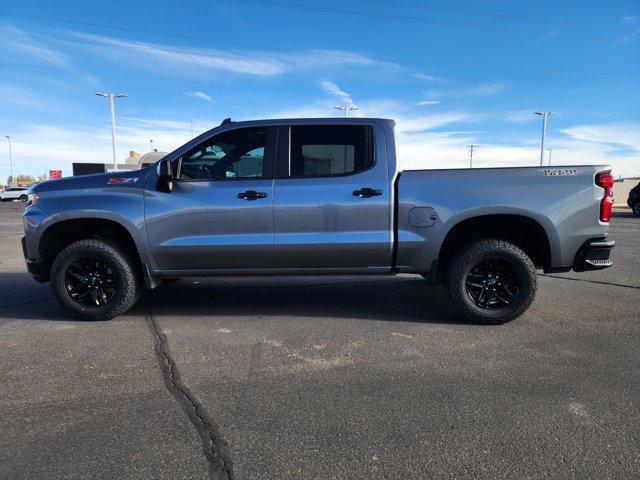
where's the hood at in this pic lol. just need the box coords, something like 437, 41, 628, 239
31, 168, 150, 194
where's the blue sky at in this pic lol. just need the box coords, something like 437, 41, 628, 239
1, 0, 639, 181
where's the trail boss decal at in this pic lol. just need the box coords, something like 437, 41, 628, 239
107, 177, 139, 185
542, 168, 582, 176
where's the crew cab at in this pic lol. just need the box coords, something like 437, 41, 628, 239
23, 118, 615, 323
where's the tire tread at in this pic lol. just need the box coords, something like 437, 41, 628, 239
444, 239, 537, 325
50, 239, 140, 321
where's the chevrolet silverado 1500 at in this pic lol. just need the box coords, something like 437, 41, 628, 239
23, 118, 615, 323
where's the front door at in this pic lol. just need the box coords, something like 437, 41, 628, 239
273, 123, 392, 270
145, 126, 276, 273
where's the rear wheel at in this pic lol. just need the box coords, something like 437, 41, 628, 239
444, 239, 537, 324
50, 239, 140, 321
19, 194, 28, 202
632, 201, 640, 216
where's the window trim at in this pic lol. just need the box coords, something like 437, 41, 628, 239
175, 126, 277, 183
276, 124, 376, 180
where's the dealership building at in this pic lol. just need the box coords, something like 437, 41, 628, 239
72, 150, 167, 176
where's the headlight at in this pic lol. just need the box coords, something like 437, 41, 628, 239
27, 192, 39, 206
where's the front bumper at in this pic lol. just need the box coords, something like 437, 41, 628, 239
573, 239, 615, 272
22, 236, 45, 282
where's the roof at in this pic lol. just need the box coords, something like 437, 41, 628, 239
219, 117, 396, 127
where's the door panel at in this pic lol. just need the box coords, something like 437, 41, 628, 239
273, 124, 392, 269
145, 179, 274, 271
144, 126, 276, 272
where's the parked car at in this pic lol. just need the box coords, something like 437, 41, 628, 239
23, 118, 615, 323
627, 181, 640, 216
0, 186, 30, 202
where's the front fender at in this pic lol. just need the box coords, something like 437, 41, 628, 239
28, 185, 157, 275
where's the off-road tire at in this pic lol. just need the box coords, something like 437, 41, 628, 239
444, 239, 537, 325
51, 239, 140, 321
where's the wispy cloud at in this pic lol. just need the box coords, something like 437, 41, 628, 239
504, 109, 538, 123
416, 100, 440, 106
320, 80, 353, 104
460, 82, 506, 96
413, 72, 447, 83
64, 32, 398, 77
71, 32, 286, 76
535, 30, 560, 42
423, 82, 506, 101
560, 122, 640, 151
618, 29, 640, 43
396, 112, 475, 133
0, 24, 69, 68
214, 4, 249, 27
186, 91, 213, 103
618, 14, 640, 43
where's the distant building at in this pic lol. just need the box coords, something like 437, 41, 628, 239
72, 149, 168, 176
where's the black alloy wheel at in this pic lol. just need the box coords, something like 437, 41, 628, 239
444, 239, 537, 324
51, 238, 140, 320
64, 257, 118, 307
465, 259, 521, 310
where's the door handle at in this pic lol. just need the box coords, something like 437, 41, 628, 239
352, 187, 383, 198
237, 190, 267, 200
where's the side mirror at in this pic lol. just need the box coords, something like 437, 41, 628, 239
156, 159, 174, 193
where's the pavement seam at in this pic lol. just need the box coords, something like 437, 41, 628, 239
540, 274, 639, 290
145, 308, 235, 480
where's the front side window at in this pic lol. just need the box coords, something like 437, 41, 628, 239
180, 127, 268, 180
290, 125, 373, 177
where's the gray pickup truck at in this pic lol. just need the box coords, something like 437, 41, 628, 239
23, 118, 615, 324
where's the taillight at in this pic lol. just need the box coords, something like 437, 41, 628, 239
596, 172, 614, 222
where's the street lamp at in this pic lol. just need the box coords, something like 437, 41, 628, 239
534, 112, 556, 167
546, 148, 552, 166
334, 105, 359, 117
150, 139, 155, 151
96, 92, 127, 171
5, 136, 15, 186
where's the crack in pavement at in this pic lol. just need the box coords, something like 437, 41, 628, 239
145, 308, 235, 480
540, 274, 639, 290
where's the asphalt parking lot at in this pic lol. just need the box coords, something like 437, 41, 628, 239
1, 201, 638, 480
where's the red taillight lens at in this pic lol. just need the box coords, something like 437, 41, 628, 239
596, 172, 614, 222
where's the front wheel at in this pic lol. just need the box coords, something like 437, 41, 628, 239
444, 239, 537, 325
632, 201, 640, 216
50, 239, 140, 321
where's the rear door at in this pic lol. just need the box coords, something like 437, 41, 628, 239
272, 122, 392, 271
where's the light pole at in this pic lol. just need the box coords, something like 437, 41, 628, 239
96, 92, 127, 171
5, 136, 15, 186
467, 145, 478, 168
534, 111, 556, 166
546, 148, 552, 166
150, 139, 154, 151
334, 105, 359, 117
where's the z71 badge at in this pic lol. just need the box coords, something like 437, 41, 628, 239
107, 177, 139, 185
543, 168, 582, 176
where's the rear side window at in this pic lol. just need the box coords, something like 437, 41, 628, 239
289, 125, 374, 177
